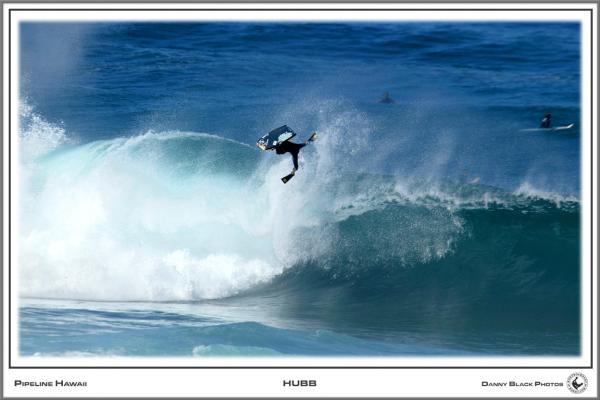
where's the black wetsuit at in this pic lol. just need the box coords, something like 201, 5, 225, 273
541, 115, 551, 128
276, 140, 306, 170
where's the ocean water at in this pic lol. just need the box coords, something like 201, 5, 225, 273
18, 22, 581, 357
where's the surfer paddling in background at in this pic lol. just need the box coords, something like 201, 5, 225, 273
540, 113, 552, 128
256, 125, 317, 184
379, 91, 394, 104
520, 114, 573, 132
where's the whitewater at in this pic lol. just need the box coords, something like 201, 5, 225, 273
19, 101, 462, 301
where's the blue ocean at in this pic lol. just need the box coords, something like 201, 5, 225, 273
18, 22, 581, 357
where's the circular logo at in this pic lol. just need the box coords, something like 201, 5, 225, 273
567, 373, 588, 394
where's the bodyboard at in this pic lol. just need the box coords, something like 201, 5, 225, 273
257, 125, 297, 150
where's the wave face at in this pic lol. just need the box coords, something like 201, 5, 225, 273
254, 201, 579, 344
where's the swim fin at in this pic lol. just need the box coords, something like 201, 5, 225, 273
307, 132, 318, 142
281, 171, 295, 184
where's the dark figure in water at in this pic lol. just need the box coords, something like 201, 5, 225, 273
276, 132, 317, 183
379, 91, 394, 103
540, 113, 552, 128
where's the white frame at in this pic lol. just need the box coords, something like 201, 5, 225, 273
3, 3, 597, 397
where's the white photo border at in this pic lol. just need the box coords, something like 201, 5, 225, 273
3, 2, 598, 398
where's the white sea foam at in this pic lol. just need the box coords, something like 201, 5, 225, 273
17, 100, 384, 301
514, 181, 579, 205
19, 101, 69, 161
18, 127, 291, 301
17, 99, 377, 301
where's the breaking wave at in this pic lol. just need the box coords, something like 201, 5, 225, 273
18, 110, 579, 317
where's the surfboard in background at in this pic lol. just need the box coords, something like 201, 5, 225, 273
520, 123, 574, 132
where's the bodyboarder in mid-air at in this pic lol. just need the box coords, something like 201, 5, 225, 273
256, 125, 317, 183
